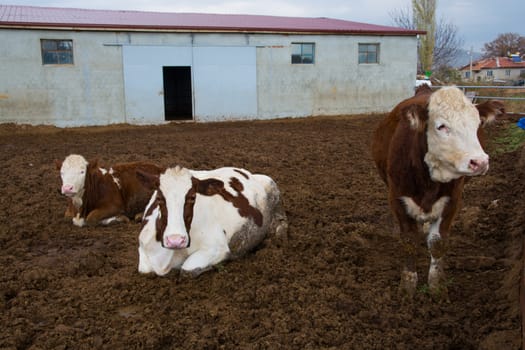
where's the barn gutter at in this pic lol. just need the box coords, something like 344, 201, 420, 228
0, 24, 424, 37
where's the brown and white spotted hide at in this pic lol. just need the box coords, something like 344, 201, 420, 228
371, 86, 504, 299
137, 166, 288, 277
56, 154, 165, 227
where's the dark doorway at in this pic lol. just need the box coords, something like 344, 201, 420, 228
163, 66, 192, 121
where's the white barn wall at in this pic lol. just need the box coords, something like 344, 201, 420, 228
0, 29, 418, 126
255, 34, 418, 118
0, 30, 125, 127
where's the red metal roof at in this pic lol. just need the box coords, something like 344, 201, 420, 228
459, 56, 525, 71
0, 4, 424, 35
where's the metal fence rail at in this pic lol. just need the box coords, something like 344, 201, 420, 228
451, 85, 525, 116
457, 85, 525, 99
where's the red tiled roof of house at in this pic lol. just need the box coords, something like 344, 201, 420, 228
0, 4, 424, 35
459, 56, 525, 71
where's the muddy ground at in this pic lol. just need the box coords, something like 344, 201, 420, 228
0, 115, 523, 349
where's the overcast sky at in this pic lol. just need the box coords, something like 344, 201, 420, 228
5, 0, 524, 52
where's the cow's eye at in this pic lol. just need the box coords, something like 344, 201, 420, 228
437, 124, 450, 133
80, 170, 85, 174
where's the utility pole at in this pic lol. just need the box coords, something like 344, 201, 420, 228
469, 46, 473, 82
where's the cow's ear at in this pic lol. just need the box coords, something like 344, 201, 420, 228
136, 169, 160, 190
55, 159, 63, 171
414, 84, 432, 96
401, 104, 427, 131
87, 159, 99, 173
476, 100, 505, 126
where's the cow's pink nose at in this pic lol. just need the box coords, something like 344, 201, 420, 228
469, 157, 489, 173
165, 234, 188, 249
61, 184, 75, 194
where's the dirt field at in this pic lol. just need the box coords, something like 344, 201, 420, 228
0, 115, 523, 349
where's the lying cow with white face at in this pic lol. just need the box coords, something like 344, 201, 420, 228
371, 86, 504, 299
56, 154, 164, 227
137, 166, 288, 276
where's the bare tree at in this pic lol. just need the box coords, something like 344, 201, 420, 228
433, 18, 463, 69
390, 5, 412, 29
482, 33, 525, 58
390, 2, 463, 75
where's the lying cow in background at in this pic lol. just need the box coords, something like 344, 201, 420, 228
56, 154, 164, 227
137, 166, 288, 276
371, 86, 504, 299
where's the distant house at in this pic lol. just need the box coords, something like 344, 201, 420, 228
0, 5, 423, 127
459, 54, 525, 83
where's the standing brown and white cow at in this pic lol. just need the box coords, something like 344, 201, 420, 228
371, 86, 504, 298
56, 154, 165, 227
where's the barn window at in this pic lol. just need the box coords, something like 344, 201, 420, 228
291, 43, 315, 64
486, 70, 493, 77
358, 43, 380, 64
41, 39, 74, 65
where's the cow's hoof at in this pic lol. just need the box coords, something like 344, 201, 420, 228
428, 277, 450, 303
398, 270, 418, 299
72, 216, 86, 227
180, 266, 211, 278
275, 219, 289, 241
100, 215, 130, 226
428, 284, 450, 303
428, 262, 450, 302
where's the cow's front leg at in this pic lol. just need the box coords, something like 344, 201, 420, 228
426, 195, 458, 301
426, 219, 445, 291
100, 215, 130, 226
393, 196, 420, 299
426, 216, 453, 301
181, 228, 230, 277
63, 198, 78, 220
85, 207, 128, 226
72, 213, 86, 227
399, 221, 420, 299
181, 247, 230, 277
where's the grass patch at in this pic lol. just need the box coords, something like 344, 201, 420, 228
417, 278, 454, 302
493, 122, 525, 154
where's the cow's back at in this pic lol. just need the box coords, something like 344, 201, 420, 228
112, 162, 165, 217
191, 167, 284, 257
191, 167, 272, 227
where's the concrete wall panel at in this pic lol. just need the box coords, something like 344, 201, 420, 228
193, 46, 257, 121
0, 29, 418, 126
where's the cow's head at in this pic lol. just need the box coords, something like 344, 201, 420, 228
419, 86, 501, 182
139, 166, 193, 250
58, 154, 89, 197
